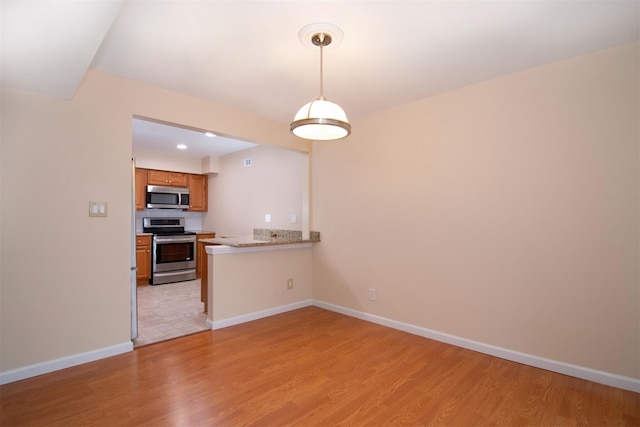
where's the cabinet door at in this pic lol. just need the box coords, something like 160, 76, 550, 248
146, 170, 169, 186
188, 174, 208, 211
135, 235, 152, 283
147, 170, 188, 187
135, 168, 147, 210
196, 233, 215, 277
168, 172, 188, 187
136, 246, 151, 282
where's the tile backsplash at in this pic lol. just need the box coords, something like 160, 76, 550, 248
136, 209, 202, 232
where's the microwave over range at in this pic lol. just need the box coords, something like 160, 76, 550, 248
146, 185, 190, 209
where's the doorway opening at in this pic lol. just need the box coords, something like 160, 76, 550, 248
130, 115, 310, 346
131, 116, 255, 347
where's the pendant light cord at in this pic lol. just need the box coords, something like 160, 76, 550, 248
319, 33, 325, 100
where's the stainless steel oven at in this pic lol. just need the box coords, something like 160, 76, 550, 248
143, 217, 196, 285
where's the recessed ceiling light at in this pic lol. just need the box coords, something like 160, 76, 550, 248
205, 132, 216, 138
177, 144, 187, 150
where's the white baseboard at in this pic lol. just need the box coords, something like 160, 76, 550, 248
207, 299, 313, 330
0, 341, 133, 385
312, 300, 640, 393
5, 303, 637, 393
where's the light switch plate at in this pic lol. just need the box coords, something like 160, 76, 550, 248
265, 214, 271, 223
89, 202, 108, 217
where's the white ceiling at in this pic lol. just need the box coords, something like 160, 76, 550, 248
132, 117, 258, 158
3, 1, 638, 156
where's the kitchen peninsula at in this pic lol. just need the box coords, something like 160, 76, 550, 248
199, 230, 320, 328
201, 229, 320, 248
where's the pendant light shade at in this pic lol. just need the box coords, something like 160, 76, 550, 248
291, 97, 350, 140
290, 25, 351, 141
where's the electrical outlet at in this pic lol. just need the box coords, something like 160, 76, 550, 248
368, 288, 376, 301
287, 278, 293, 290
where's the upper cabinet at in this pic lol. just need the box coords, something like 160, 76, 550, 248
135, 168, 148, 210
135, 168, 208, 212
188, 174, 208, 212
147, 170, 188, 187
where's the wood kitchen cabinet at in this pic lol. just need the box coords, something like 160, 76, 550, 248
147, 169, 188, 187
197, 234, 217, 313
135, 168, 148, 210
196, 233, 215, 278
188, 174, 208, 211
196, 233, 216, 313
135, 168, 208, 212
136, 235, 152, 285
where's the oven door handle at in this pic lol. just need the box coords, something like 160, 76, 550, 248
154, 236, 196, 244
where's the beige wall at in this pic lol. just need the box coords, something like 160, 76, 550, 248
209, 246, 312, 323
0, 69, 308, 373
312, 42, 640, 379
1, 42, 638, 384
133, 147, 203, 174
206, 144, 308, 235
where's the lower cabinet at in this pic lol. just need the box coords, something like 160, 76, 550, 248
197, 233, 216, 314
196, 233, 215, 278
136, 235, 152, 284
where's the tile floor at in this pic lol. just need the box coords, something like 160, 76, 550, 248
133, 279, 209, 347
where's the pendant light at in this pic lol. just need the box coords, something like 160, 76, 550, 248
290, 24, 351, 141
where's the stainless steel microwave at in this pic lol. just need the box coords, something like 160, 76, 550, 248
146, 185, 190, 209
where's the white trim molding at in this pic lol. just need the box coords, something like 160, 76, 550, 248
4, 302, 637, 393
207, 300, 313, 330
312, 300, 640, 393
0, 341, 133, 385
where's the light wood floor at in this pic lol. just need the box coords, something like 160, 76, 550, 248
1, 307, 638, 426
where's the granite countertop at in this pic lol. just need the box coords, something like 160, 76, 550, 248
137, 231, 215, 236
200, 233, 320, 248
